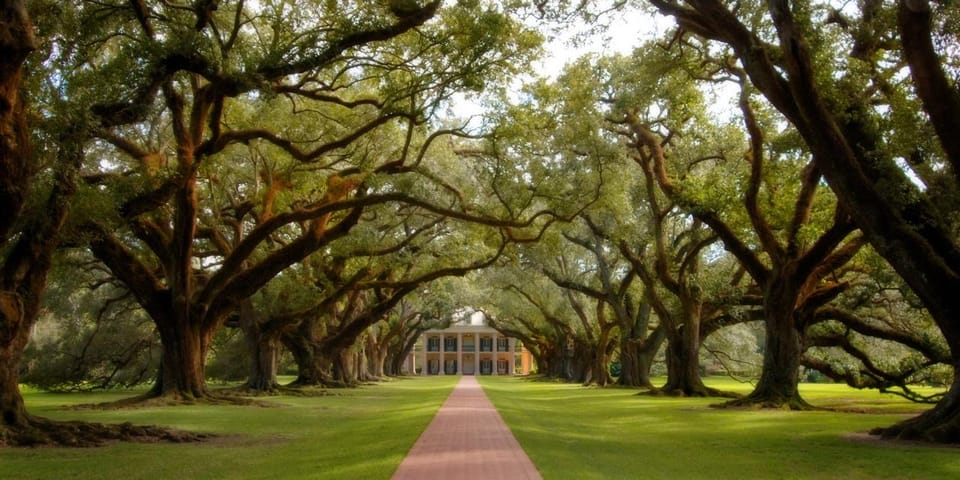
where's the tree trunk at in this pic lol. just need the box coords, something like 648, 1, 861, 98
618, 307, 661, 388
618, 342, 648, 388
591, 328, 614, 387
387, 330, 420, 375
354, 347, 370, 382
0, 0, 36, 445
872, 368, 960, 443
152, 317, 208, 399
240, 301, 279, 392
282, 333, 323, 386
725, 279, 810, 409
365, 334, 387, 379
659, 300, 721, 396
569, 341, 593, 384
1, 301, 30, 440
330, 348, 357, 387
660, 334, 704, 395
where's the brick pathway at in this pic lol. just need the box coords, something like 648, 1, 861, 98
391, 376, 542, 480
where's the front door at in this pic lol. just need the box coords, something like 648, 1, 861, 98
463, 355, 475, 375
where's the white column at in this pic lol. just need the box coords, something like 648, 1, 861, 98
456, 333, 463, 375
439, 334, 445, 375
474, 333, 480, 376
508, 337, 516, 375
420, 336, 427, 376
492, 335, 499, 375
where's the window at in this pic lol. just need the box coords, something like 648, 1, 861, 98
445, 359, 458, 375
444, 336, 458, 352
497, 337, 509, 352
427, 337, 440, 352
497, 359, 509, 375
480, 359, 493, 375
480, 337, 493, 352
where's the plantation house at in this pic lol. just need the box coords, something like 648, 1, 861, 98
405, 315, 532, 376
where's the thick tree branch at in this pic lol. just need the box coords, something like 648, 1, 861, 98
897, 0, 960, 179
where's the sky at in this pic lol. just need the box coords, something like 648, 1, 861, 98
448, 4, 671, 124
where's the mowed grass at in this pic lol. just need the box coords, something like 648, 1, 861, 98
479, 376, 960, 480
0, 376, 458, 480
6, 375, 960, 480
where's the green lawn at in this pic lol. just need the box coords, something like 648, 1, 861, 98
4, 376, 959, 480
0, 376, 457, 480
479, 376, 960, 480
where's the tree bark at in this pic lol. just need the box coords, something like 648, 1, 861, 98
661, 334, 707, 396
617, 308, 664, 388
1, 0, 80, 445
0, 2, 34, 242
282, 327, 324, 386
365, 332, 387, 379
873, 369, 960, 443
1, 298, 30, 435
725, 277, 810, 409
330, 348, 358, 387
0, 0, 36, 435
659, 297, 715, 396
151, 316, 208, 399
618, 340, 658, 389
240, 300, 280, 392
386, 327, 421, 375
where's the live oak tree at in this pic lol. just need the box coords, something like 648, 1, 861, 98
598, 41, 865, 408
279, 219, 513, 387
69, 0, 542, 400
0, 0, 70, 445
512, 52, 761, 395
253, 100, 590, 388
466, 254, 578, 379
498, 276, 591, 380
364, 298, 421, 379
561, 218, 667, 389
1, 0, 191, 446
481, 246, 618, 384
643, 0, 960, 442
545, 237, 619, 386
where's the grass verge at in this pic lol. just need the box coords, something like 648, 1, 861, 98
0, 376, 457, 480
479, 376, 960, 480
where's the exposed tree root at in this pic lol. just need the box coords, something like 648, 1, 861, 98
224, 384, 337, 398
715, 392, 817, 411
639, 385, 741, 399
71, 390, 281, 410
868, 380, 960, 444
1, 416, 209, 448
844, 432, 960, 449
870, 410, 960, 444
